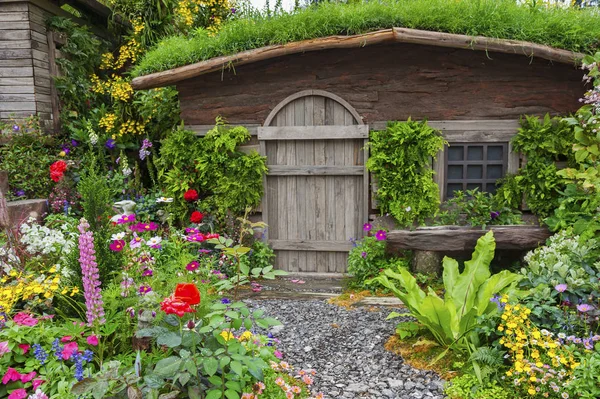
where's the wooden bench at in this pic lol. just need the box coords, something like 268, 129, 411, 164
387, 225, 552, 274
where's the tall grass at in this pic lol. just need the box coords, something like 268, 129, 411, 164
132, 0, 600, 77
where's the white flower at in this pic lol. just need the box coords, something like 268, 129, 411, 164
111, 232, 126, 241
146, 237, 162, 247
156, 197, 173, 203
405, 206, 412, 212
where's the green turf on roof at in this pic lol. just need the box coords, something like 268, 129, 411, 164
132, 0, 600, 78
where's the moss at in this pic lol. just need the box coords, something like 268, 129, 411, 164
133, 0, 600, 77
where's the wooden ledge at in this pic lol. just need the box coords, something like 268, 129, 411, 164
132, 27, 584, 90
387, 225, 552, 252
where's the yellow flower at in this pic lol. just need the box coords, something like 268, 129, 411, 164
239, 331, 253, 341
220, 330, 234, 341
528, 387, 536, 395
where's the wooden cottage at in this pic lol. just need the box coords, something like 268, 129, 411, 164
131, 28, 586, 273
0, 0, 112, 131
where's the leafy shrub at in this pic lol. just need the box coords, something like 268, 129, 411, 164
567, 347, 600, 399
495, 114, 574, 218
368, 231, 522, 352
347, 236, 409, 290
437, 188, 522, 228
519, 230, 600, 332
445, 374, 510, 399
367, 119, 445, 226
0, 118, 56, 200
157, 121, 267, 221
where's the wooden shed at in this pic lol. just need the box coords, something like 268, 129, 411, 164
132, 28, 586, 273
0, 0, 112, 131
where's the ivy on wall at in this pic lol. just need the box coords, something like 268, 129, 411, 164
495, 114, 575, 218
367, 119, 446, 227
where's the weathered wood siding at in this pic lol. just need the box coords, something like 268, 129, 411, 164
0, 2, 36, 120
178, 43, 584, 125
0, 1, 55, 128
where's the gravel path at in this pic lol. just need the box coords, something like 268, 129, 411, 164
246, 299, 445, 399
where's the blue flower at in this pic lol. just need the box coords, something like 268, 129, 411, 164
72, 353, 84, 381
221, 298, 231, 304
105, 139, 116, 150
15, 189, 25, 197
33, 344, 48, 365
51, 338, 63, 360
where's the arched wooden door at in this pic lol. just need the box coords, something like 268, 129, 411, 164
258, 90, 369, 273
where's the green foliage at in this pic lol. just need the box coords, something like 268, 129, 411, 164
445, 374, 510, 399
157, 121, 267, 220
134, 0, 600, 77
0, 118, 56, 200
368, 231, 522, 352
347, 236, 410, 290
78, 163, 122, 283
367, 119, 445, 226
495, 114, 574, 218
567, 346, 600, 399
131, 300, 281, 398
437, 189, 522, 228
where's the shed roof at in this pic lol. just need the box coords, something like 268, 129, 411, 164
131, 27, 586, 90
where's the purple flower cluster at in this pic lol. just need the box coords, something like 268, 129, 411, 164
78, 218, 105, 326
139, 139, 152, 160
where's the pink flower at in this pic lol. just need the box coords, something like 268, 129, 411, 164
186, 261, 199, 271
13, 313, 38, 326
375, 230, 387, 241
577, 303, 594, 313
0, 341, 9, 357
18, 344, 30, 354
274, 350, 283, 359
62, 342, 79, 360
60, 336, 72, 343
130, 233, 144, 249
3, 368, 21, 384
86, 335, 99, 346
109, 239, 126, 252
117, 214, 136, 224
363, 223, 372, 232
142, 268, 153, 277
555, 284, 568, 293
20, 371, 36, 383
26, 389, 48, 399
32, 380, 44, 390
139, 285, 152, 295
130, 222, 158, 232
7, 389, 27, 399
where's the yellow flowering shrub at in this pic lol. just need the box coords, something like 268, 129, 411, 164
498, 302, 580, 398
0, 266, 78, 314
110, 76, 134, 102
99, 113, 118, 132
117, 119, 145, 137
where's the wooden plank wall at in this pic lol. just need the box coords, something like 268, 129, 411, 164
0, 1, 58, 129
0, 2, 36, 121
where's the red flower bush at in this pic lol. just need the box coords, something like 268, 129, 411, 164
49, 160, 67, 182
174, 283, 201, 305
184, 189, 199, 202
190, 211, 204, 224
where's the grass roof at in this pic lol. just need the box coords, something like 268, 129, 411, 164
132, 0, 600, 78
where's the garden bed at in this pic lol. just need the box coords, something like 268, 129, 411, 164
387, 225, 552, 252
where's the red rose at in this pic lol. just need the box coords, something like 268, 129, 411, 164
184, 189, 199, 202
174, 283, 201, 305
190, 211, 203, 224
49, 160, 67, 182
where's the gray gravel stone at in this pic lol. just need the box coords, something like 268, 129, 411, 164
246, 299, 444, 399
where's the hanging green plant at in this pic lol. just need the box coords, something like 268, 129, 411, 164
367, 119, 446, 227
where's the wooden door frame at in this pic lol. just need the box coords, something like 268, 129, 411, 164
259, 90, 369, 246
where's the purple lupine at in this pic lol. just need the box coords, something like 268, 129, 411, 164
78, 218, 105, 326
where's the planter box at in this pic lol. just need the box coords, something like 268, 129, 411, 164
387, 225, 552, 253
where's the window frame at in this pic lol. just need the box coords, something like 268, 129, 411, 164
443, 142, 509, 200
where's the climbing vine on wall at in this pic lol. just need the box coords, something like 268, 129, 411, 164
367, 119, 446, 227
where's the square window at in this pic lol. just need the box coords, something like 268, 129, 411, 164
488, 146, 504, 161
467, 165, 483, 179
448, 165, 463, 179
487, 165, 503, 179
448, 146, 464, 161
467, 146, 483, 161
444, 143, 509, 200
